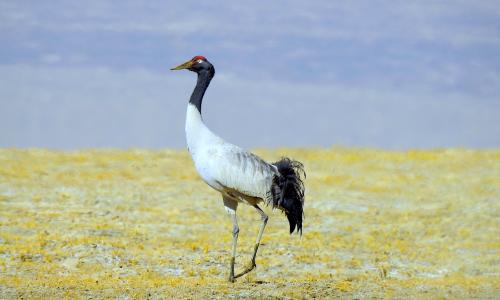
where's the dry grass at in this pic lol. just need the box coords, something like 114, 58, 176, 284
0, 148, 499, 299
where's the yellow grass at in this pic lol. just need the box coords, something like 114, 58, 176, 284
0, 148, 499, 298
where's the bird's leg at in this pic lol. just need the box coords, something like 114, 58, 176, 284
229, 213, 239, 282
251, 205, 269, 267
235, 205, 268, 278
223, 196, 239, 283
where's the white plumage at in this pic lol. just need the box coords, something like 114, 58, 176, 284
186, 105, 278, 206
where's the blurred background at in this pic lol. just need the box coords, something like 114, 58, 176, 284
1, 1, 499, 149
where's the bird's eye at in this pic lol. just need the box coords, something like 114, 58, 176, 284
197, 60, 203, 64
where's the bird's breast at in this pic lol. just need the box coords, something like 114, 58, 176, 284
190, 147, 225, 191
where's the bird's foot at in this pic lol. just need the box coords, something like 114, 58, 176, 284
234, 260, 256, 279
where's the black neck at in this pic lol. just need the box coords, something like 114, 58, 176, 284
190, 70, 213, 114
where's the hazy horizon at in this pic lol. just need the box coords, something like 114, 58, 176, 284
1, 1, 499, 150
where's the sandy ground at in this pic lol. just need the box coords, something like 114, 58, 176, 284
0, 148, 499, 299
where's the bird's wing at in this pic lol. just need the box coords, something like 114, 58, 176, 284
210, 144, 278, 200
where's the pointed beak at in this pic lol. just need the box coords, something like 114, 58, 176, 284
170, 59, 194, 70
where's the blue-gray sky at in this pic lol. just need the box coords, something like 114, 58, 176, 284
1, 1, 499, 149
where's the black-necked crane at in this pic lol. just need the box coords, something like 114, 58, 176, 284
171, 56, 305, 282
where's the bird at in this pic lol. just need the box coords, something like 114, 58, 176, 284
171, 55, 305, 282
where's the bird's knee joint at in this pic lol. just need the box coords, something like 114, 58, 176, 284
232, 225, 239, 235
262, 215, 269, 223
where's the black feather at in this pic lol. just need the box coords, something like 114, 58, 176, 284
271, 157, 306, 234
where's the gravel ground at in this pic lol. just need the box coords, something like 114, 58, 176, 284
0, 148, 499, 299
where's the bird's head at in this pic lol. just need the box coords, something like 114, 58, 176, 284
171, 56, 214, 74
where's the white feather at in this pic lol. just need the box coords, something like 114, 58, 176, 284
185, 104, 278, 204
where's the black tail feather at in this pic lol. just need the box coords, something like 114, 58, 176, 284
272, 157, 306, 234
